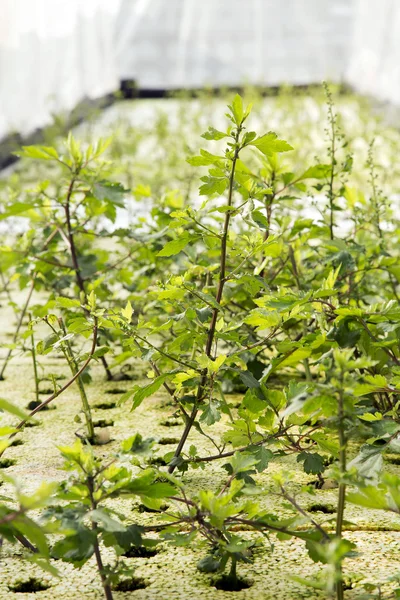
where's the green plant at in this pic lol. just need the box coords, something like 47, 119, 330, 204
1, 86, 400, 598
0, 134, 131, 381
44, 440, 176, 600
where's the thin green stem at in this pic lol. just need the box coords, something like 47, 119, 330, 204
335, 384, 346, 600
87, 476, 114, 600
0, 277, 36, 380
29, 313, 40, 404
59, 318, 95, 441
169, 125, 242, 472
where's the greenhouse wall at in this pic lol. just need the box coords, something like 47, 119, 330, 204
0, 0, 120, 140
1, 1, 400, 140
346, 0, 400, 105
116, 0, 355, 89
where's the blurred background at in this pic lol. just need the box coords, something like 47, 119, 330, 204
0, 0, 399, 144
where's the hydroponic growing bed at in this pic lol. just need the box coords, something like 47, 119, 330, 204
1, 87, 400, 600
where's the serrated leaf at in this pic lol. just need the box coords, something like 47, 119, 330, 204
130, 375, 169, 410
93, 181, 127, 207
250, 133, 293, 156
157, 233, 192, 257
0, 398, 29, 421
121, 301, 133, 322
298, 164, 331, 180
297, 452, 325, 475
229, 94, 244, 125
200, 400, 221, 425
16, 145, 59, 161
199, 176, 227, 196
201, 127, 228, 141
55, 297, 81, 309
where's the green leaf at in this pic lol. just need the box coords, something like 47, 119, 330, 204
359, 412, 383, 422
0, 203, 37, 220
347, 485, 390, 511
251, 210, 269, 229
121, 433, 154, 454
250, 133, 293, 156
201, 127, 228, 141
55, 297, 81, 309
103, 524, 143, 551
187, 149, 222, 167
191, 289, 221, 310
197, 555, 221, 573
242, 389, 265, 413
237, 370, 260, 389
297, 452, 325, 475
93, 181, 127, 207
229, 94, 244, 125
51, 530, 96, 565
244, 309, 281, 330
199, 176, 227, 196
0, 398, 29, 421
16, 145, 59, 161
279, 348, 311, 368
130, 375, 169, 410
230, 451, 259, 474
90, 509, 126, 532
249, 445, 274, 472
127, 473, 176, 499
200, 400, 221, 426
121, 301, 133, 322
348, 445, 383, 482
298, 164, 331, 180
157, 233, 192, 257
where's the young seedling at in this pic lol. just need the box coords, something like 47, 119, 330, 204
44, 440, 176, 600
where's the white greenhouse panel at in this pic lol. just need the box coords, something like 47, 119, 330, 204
0, 0, 121, 139
116, 0, 355, 89
2, 0, 400, 140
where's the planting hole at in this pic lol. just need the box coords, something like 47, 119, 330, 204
148, 456, 167, 466
105, 388, 126, 395
115, 577, 147, 592
0, 459, 16, 468
38, 388, 55, 395
26, 400, 53, 411
112, 373, 134, 382
24, 421, 40, 428
213, 576, 251, 592
10, 439, 23, 447
160, 418, 181, 427
9, 578, 50, 593
158, 437, 179, 445
94, 401, 117, 410
123, 546, 158, 558
138, 503, 167, 513
93, 419, 114, 428
308, 503, 336, 514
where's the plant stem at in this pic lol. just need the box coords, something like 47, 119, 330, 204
169, 127, 242, 472
87, 477, 114, 600
229, 555, 237, 582
59, 318, 95, 441
63, 176, 113, 381
327, 96, 336, 241
0, 277, 36, 380
335, 385, 346, 600
93, 534, 113, 600
0, 317, 99, 452
29, 313, 40, 403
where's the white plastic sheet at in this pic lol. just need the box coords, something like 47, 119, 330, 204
3, 0, 400, 141
346, 0, 400, 105
116, 0, 355, 90
0, 0, 121, 139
